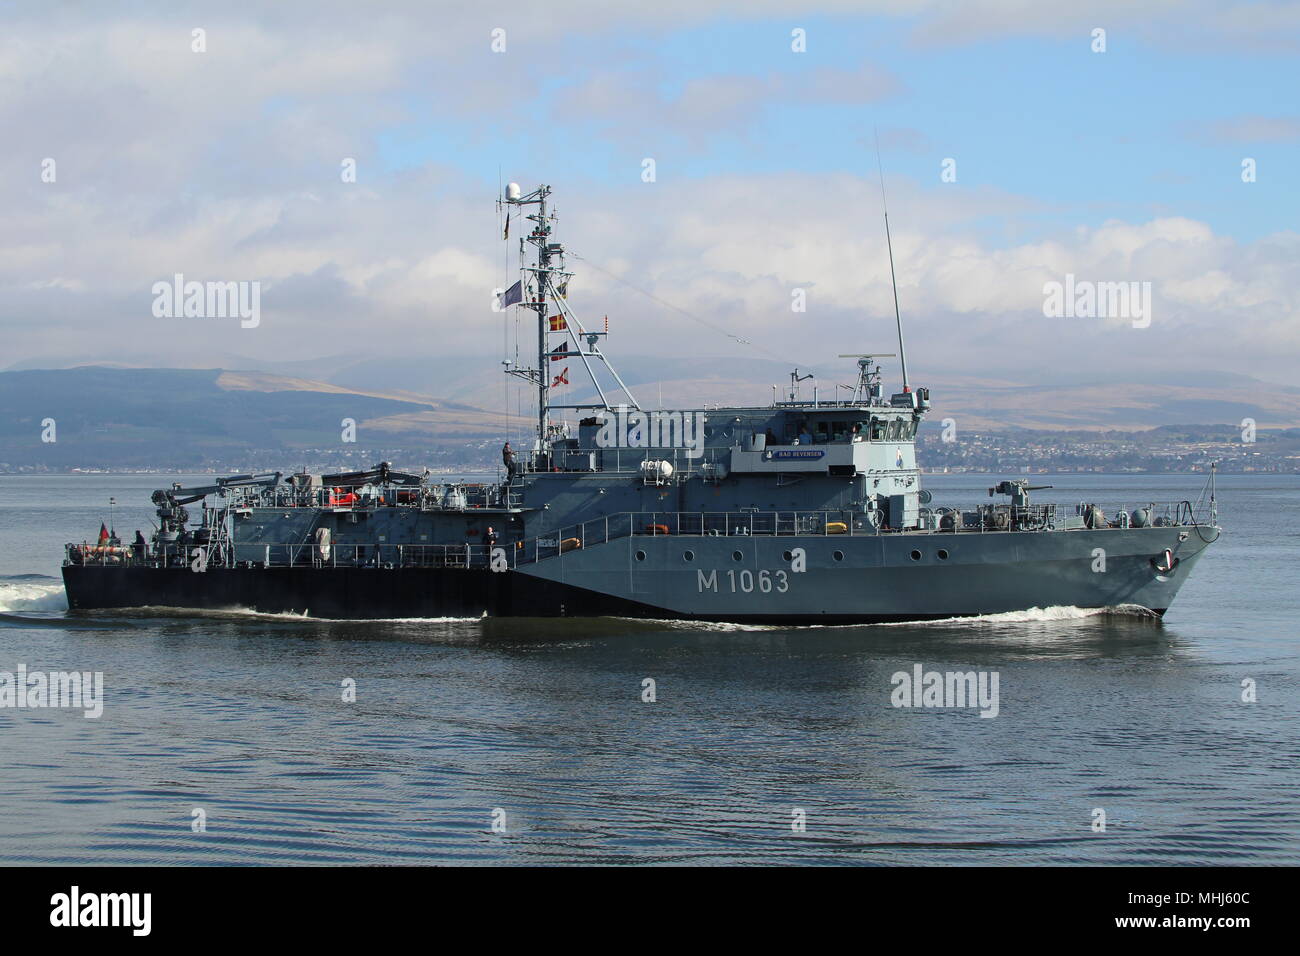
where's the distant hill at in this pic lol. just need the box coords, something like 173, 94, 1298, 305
0, 367, 503, 470
1, 363, 1297, 471
313, 355, 1300, 431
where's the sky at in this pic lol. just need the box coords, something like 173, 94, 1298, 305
3, 0, 1299, 392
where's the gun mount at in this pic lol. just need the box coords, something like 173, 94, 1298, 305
988, 479, 1054, 510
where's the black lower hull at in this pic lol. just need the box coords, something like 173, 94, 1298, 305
63, 565, 656, 620
62, 565, 1162, 625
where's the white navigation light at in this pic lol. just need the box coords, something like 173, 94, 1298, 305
505, 182, 521, 201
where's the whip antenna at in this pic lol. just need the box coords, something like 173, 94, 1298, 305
875, 131, 910, 392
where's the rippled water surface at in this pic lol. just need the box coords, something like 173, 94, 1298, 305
1, 473, 1297, 865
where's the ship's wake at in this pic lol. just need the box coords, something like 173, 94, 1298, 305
873, 604, 1161, 628
652, 604, 1160, 632
112, 603, 1159, 630
0, 575, 68, 613
86, 605, 480, 624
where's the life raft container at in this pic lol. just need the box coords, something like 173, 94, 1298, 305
559, 537, 582, 553
645, 524, 670, 535
825, 521, 848, 535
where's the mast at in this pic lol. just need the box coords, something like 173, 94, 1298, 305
501, 183, 556, 445
500, 182, 640, 453
528, 184, 552, 443
875, 139, 910, 392
533, 187, 550, 442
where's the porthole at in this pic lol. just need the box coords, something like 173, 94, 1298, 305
683, 550, 695, 562
635, 550, 646, 561
910, 549, 922, 561
782, 550, 794, 561
937, 549, 949, 561
833, 550, 844, 562
732, 550, 743, 561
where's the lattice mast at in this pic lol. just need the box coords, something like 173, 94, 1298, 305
500, 182, 639, 451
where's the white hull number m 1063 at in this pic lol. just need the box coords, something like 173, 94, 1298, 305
697, 569, 789, 594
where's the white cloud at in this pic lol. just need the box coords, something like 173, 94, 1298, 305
1, 2, 1297, 390
552, 64, 901, 149
5, 159, 1296, 384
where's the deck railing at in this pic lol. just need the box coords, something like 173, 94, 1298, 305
65, 500, 1210, 571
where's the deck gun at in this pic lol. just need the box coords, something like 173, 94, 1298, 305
988, 479, 1053, 510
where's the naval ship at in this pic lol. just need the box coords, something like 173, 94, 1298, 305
63, 183, 1219, 622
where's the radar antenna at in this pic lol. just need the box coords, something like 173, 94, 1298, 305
838, 353, 895, 405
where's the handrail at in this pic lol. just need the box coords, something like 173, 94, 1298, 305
509, 509, 868, 567
64, 540, 498, 570
65, 499, 1212, 572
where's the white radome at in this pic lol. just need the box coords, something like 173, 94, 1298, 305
505, 182, 521, 201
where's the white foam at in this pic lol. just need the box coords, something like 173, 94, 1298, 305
0, 580, 69, 613
122, 605, 479, 624
902, 604, 1159, 627
649, 604, 1158, 631
658, 619, 778, 632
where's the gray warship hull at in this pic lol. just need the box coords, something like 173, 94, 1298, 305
63, 522, 1213, 622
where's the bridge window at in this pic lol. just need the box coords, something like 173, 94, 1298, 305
869, 418, 887, 441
